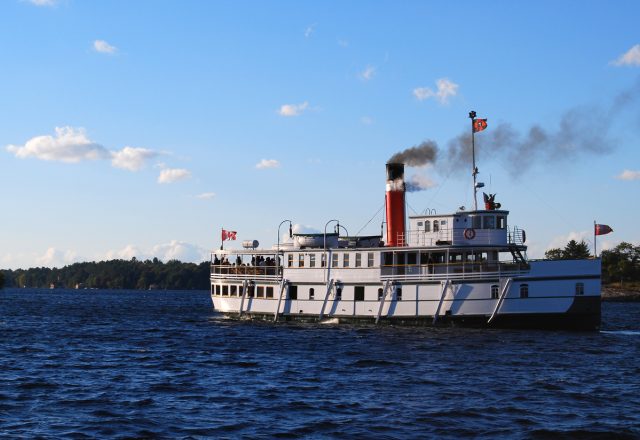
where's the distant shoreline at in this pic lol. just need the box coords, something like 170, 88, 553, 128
602, 286, 640, 302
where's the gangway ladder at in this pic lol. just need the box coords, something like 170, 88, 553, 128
432, 280, 451, 325
375, 280, 393, 324
238, 280, 249, 317
273, 279, 289, 322
318, 279, 335, 320
487, 278, 513, 324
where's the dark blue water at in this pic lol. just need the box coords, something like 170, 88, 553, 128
1, 289, 639, 439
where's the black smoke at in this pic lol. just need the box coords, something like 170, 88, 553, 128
388, 140, 438, 167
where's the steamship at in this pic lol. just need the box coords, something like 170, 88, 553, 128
210, 116, 601, 330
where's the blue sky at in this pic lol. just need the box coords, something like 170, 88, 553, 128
1, 0, 639, 269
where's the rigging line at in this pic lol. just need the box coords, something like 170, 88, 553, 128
406, 200, 419, 215
355, 203, 385, 236
425, 165, 456, 211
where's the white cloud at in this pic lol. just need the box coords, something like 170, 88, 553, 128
278, 101, 309, 117
413, 78, 459, 104
158, 168, 191, 183
547, 230, 592, 251
359, 65, 376, 81
360, 116, 374, 125
104, 244, 141, 261
256, 159, 280, 169
111, 146, 158, 171
6, 126, 110, 163
26, 0, 56, 6
612, 44, 640, 66
616, 169, 640, 180
104, 241, 209, 263
36, 247, 78, 267
304, 24, 316, 38
93, 40, 117, 55
405, 174, 436, 192
338, 39, 349, 47
195, 192, 216, 199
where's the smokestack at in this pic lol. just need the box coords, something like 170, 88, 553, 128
385, 163, 406, 247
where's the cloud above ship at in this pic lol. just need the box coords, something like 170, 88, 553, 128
157, 168, 191, 184
93, 39, 117, 55
612, 44, 640, 66
256, 159, 280, 169
25, 0, 56, 6
359, 65, 376, 81
278, 101, 309, 117
405, 174, 436, 192
616, 169, 640, 180
413, 78, 459, 104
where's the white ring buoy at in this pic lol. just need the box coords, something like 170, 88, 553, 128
464, 228, 476, 240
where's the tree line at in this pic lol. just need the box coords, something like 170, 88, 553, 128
545, 240, 640, 285
0, 258, 210, 290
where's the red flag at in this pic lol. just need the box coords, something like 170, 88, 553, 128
221, 229, 237, 241
473, 118, 488, 133
595, 224, 613, 236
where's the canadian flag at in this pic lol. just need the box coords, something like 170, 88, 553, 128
221, 229, 237, 241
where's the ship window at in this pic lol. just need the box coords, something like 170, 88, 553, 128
397, 253, 405, 266
407, 253, 417, 265
321, 253, 326, 267
230, 285, 237, 296
425, 221, 431, 232
247, 284, 255, 297
266, 286, 273, 298
215, 285, 221, 295
354, 286, 365, 301
440, 220, 447, 225
396, 287, 402, 301
287, 254, 293, 267
239, 285, 244, 296
378, 288, 384, 300
332, 253, 339, 267
491, 285, 499, 299
433, 221, 439, 232
520, 284, 529, 298
497, 216, 506, 229
298, 254, 305, 268
472, 216, 481, 229
420, 252, 429, 265
575, 283, 584, 296
383, 252, 393, 266
336, 287, 342, 300
368, 252, 375, 267
309, 288, 315, 300
355, 253, 362, 267
289, 285, 298, 300
309, 254, 316, 268
257, 286, 264, 298
343, 253, 349, 267
483, 216, 496, 229
222, 285, 229, 296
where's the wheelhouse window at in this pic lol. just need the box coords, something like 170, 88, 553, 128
417, 221, 423, 228
289, 285, 298, 300
354, 286, 365, 301
309, 254, 316, 268
309, 288, 315, 300
287, 254, 293, 267
355, 253, 362, 267
491, 285, 499, 299
520, 284, 529, 298
472, 216, 481, 229
497, 216, 506, 229
368, 252, 375, 267
483, 216, 496, 229
332, 253, 339, 267
433, 221, 439, 232
575, 283, 584, 296
343, 253, 349, 267
425, 220, 431, 232
298, 254, 305, 268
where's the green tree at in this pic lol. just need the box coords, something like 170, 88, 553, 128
545, 240, 591, 260
544, 248, 564, 260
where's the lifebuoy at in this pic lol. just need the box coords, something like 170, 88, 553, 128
464, 228, 476, 240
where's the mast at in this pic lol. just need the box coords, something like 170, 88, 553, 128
469, 110, 479, 211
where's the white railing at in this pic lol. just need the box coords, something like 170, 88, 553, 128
379, 261, 529, 282
211, 264, 282, 282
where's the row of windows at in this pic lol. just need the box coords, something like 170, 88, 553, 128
416, 215, 507, 232
213, 284, 274, 298
489, 282, 585, 299
287, 252, 376, 268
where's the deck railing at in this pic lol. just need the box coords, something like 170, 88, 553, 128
380, 261, 529, 282
211, 264, 282, 282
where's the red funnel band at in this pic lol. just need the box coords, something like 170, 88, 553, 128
386, 190, 405, 246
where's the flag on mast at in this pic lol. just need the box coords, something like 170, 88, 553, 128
221, 229, 237, 241
473, 118, 488, 133
594, 224, 613, 236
